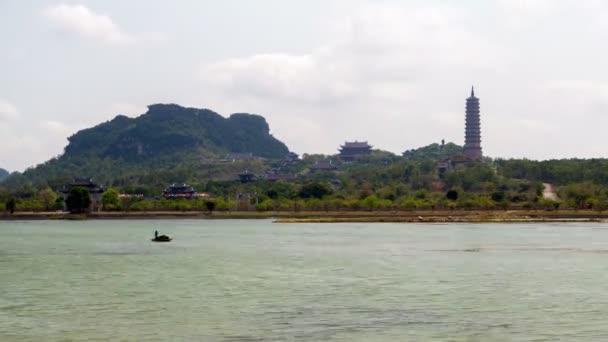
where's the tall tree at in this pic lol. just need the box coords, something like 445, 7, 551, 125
101, 188, 120, 210
66, 187, 91, 213
299, 182, 332, 199
205, 200, 216, 214
38, 188, 57, 211
6, 198, 16, 214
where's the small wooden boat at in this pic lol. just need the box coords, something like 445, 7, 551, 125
151, 234, 172, 242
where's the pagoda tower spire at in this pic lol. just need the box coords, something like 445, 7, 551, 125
463, 86, 482, 160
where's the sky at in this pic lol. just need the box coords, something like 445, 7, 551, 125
2, 0, 608, 171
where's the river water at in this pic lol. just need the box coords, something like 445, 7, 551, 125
1, 220, 608, 341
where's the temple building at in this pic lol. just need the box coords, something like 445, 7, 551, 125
60, 178, 106, 211
464, 86, 482, 160
162, 183, 208, 199
238, 169, 256, 183
309, 159, 337, 173
339, 141, 372, 161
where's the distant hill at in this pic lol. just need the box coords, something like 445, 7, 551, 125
2, 104, 290, 189
0, 168, 8, 182
66, 104, 289, 159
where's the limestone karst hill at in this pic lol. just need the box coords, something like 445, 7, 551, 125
66, 103, 289, 160
3, 104, 290, 189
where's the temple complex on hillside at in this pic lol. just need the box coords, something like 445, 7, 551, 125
464, 86, 482, 160
339, 141, 372, 161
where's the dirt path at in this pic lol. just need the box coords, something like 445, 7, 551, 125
542, 183, 559, 201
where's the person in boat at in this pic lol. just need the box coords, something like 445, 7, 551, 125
154, 230, 159, 239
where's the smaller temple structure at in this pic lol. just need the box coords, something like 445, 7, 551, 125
309, 159, 337, 173
60, 178, 106, 211
238, 169, 256, 183
162, 183, 209, 199
339, 141, 372, 161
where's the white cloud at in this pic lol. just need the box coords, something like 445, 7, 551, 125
202, 51, 360, 105
44, 4, 131, 44
192, 1, 608, 160
200, 4, 498, 105
0, 100, 147, 171
540, 80, 608, 121
41, 120, 74, 137
7, 1, 608, 171
197, 4, 503, 155
106, 102, 147, 118
0, 117, 73, 172
498, 0, 556, 17
0, 99, 19, 122
43, 4, 165, 45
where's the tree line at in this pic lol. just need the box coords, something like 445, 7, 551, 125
5, 150, 608, 213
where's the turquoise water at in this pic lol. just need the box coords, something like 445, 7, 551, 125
2, 220, 608, 341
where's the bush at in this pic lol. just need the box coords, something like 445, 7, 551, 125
130, 200, 154, 211
329, 198, 346, 211
400, 198, 418, 210
205, 200, 216, 213
491, 191, 506, 202
347, 199, 361, 210
101, 188, 120, 211
414, 190, 429, 200
6, 198, 16, 214
446, 190, 458, 201
304, 198, 323, 210
362, 195, 380, 210
299, 182, 332, 199
538, 198, 560, 210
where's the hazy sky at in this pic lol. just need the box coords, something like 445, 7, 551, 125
2, 0, 608, 171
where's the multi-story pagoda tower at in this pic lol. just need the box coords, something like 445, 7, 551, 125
463, 86, 482, 160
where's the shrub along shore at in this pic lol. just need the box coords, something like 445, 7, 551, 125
1, 209, 606, 223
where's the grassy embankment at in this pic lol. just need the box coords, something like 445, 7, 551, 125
1, 209, 607, 223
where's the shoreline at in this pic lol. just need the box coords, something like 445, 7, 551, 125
1, 210, 608, 223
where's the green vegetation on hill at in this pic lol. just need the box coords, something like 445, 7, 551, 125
495, 158, 608, 185
403, 142, 464, 160
2, 104, 290, 191
4, 109, 608, 214
66, 104, 289, 159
